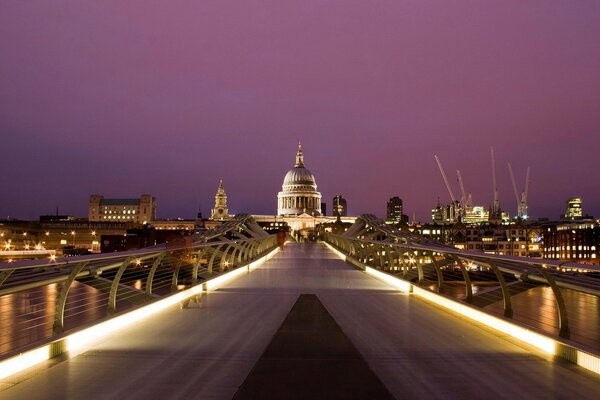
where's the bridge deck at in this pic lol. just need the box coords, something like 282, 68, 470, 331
1, 243, 600, 399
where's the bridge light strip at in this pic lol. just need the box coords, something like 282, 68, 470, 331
323, 242, 347, 261
411, 286, 555, 354
323, 241, 600, 376
365, 267, 411, 292
372, 271, 600, 376
0, 246, 281, 381
0, 346, 50, 380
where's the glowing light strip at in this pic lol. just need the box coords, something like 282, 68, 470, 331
0, 346, 50, 380
365, 267, 411, 292
411, 286, 555, 354
327, 241, 600, 376
0, 246, 281, 381
323, 242, 347, 261
248, 246, 280, 270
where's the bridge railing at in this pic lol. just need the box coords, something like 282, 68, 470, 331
0, 215, 279, 360
323, 217, 600, 351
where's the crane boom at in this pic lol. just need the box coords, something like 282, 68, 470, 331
456, 170, 467, 207
523, 167, 531, 203
491, 147, 499, 214
434, 155, 456, 202
508, 163, 520, 207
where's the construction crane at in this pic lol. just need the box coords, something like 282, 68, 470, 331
434, 155, 457, 203
508, 163, 530, 219
456, 170, 472, 209
491, 147, 500, 216
522, 167, 530, 219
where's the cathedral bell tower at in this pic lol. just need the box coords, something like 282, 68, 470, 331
210, 179, 230, 220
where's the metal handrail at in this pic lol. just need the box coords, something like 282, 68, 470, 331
0, 215, 280, 358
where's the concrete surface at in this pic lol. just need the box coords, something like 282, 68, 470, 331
1, 242, 600, 399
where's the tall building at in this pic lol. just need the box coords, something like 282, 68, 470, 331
332, 195, 347, 216
564, 198, 583, 220
386, 197, 403, 223
88, 194, 156, 224
210, 179, 230, 220
277, 143, 322, 216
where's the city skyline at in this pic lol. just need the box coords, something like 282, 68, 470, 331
0, 143, 595, 222
1, 1, 599, 220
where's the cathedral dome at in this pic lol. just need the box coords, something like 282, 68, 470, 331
277, 143, 322, 216
283, 167, 317, 188
281, 143, 317, 189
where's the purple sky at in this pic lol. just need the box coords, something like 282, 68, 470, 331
1, 1, 599, 221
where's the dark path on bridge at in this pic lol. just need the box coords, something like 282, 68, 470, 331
1, 243, 600, 399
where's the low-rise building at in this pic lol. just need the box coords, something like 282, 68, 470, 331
89, 194, 156, 224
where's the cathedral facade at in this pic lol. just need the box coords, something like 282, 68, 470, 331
277, 144, 322, 216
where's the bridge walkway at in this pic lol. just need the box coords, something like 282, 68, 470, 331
1, 242, 600, 399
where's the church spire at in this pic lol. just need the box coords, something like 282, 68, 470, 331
295, 142, 304, 168
210, 178, 230, 220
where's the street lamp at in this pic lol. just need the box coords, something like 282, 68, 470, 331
71, 231, 76, 247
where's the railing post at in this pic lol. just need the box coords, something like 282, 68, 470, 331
430, 252, 444, 294
536, 265, 570, 338
53, 261, 89, 334
171, 259, 183, 291
484, 260, 513, 318
146, 253, 166, 299
451, 255, 473, 303
108, 256, 135, 315
414, 252, 424, 285
222, 244, 235, 271
191, 249, 207, 286
208, 244, 226, 275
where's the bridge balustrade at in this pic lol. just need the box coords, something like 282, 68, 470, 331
323, 215, 600, 351
0, 214, 278, 361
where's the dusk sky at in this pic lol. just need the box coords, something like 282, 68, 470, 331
1, 1, 599, 221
